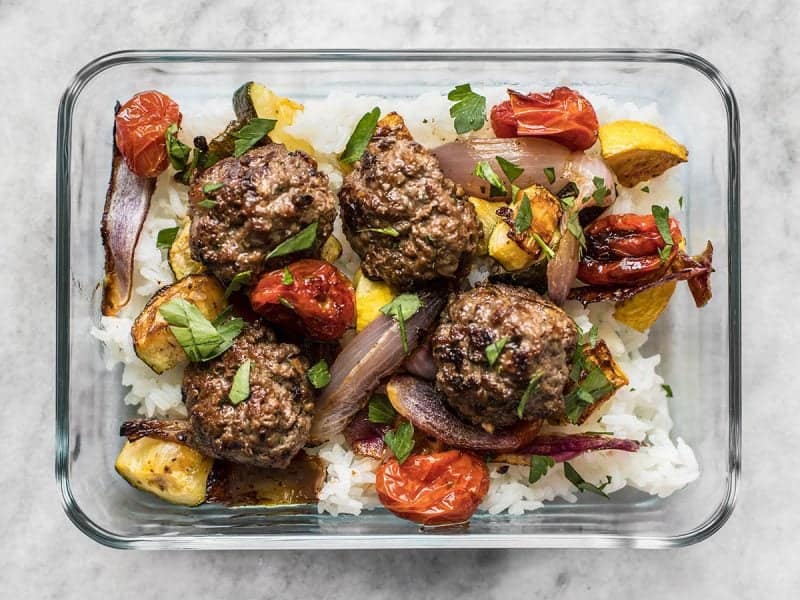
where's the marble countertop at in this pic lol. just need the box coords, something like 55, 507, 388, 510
0, 0, 794, 597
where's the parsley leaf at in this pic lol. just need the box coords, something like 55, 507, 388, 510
229, 360, 252, 405
661, 383, 673, 398
563, 462, 611, 498
528, 455, 555, 484
543, 167, 556, 185
496, 156, 523, 183
560, 195, 576, 211
514, 193, 532, 233
232, 118, 277, 157
447, 83, 487, 134
380, 293, 423, 354
517, 372, 543, 418
156, 227, 179, 250
473, 161, 507, 197
340, 107, 381, 164
651, 205, 674, 262
641, 185, 650, 193
282, 267, 294, 285
564, 357, 614, 424
485, 336, 509, 368
368, 394, 397, 424
197, 199, 217, 209
159, 299, 243, 362
266, 222, 319, 260
592, 177, 611, 204
579, 324, 599, 348
279, 297, 294, 310
202, 182, 224, 195
532, 232, 555, 259
307, 360, 331, 389
165, 123, 191, 171
358, 226, 400, 238
567, 212, 587, 250
383, 420, 415, 464
678, 195, 684, 209
224, 270, 252, 298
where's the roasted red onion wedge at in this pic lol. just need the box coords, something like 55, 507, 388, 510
494, 434, 640, 464
385, 375, 543, 453
101, 118, 156, 316
309, 291, 445, 443
402, 342, 436, 381
343, 408, 391, 460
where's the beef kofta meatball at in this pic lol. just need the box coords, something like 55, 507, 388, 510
182, 320, 315, 468
339, 113, 481, 288
189, 144, 337, 283
431, 283, 578, 430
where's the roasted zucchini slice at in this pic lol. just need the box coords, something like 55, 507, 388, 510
353, 268, 396, 332
115, 437, 213, 506
468, 196, 502, 256
131, 274, 226, 373
168, 219, 205, 280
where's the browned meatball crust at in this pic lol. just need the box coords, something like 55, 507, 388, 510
189, 144, 337, 283
338, 113, 481, 289
182, 321, 315, 468
431, 283, 578, 429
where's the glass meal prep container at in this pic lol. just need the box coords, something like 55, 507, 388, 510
56, 49, 740, 549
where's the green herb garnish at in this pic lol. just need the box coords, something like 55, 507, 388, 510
661, 383, 673, 398
156, 227, 179, 250
380, 293, 423, 354
563, 462, 611, 498
358, 226, 400, 238
265, 222, 319, 260
340, 107, 381, 164
496, 156, 523, 183
543, 167, 556, 185
225, 270, 252, 298
678, 196, 684, 209
532, 232, 555, 259
592, 176, 611, 204
383, 420, 415, 464
447, 83, 487, 134
197, 199, 217, 209
560, 195, 576, 210
473, 161, 507, 197
229, 360, 252, 405
651, 205, 674, 262
641, 185, 650, 193
579, 324, 599, 348
282, 267, 294, 285
485, 336, 509, 368
279, 297, 294, 310
165, 123, 191, 171
567, 212, 587, 250
564, 355, 614, 424
514, 193, 532, 233
307, 360, 331, 389
159, 298, 244, 362
517, 372, 543, 418
232, 118, 277, 157
528, 455, 555, 484
202, 182, 224, 195
368, 394, 397, 425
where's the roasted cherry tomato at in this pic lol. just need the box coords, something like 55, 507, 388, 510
490, 87, 599, 151
250, 259, 355, 341
114, 90, 181, 178
375, 450, 490, 526
578, 214, 684, 286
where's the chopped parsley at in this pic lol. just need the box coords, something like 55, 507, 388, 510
564, 347, 614, 423
592, 176, 612, 204
165, 123, 191, 171
517, 372, 543, 418
661, 383, 674, 398
156, 227, 179, 250
543, 167, 556, 185
368, 394, 397, 425
232, 118, 277, 157
563, 462, 611, 498
340, 107, 381, 164
651, 205, 674, 262
532, 232, 555, 259
281, 267, 294, 285
229, 360, 252, 405
158, 298, 244, 362
678, 195, 684, 209
307, 360, 331, 389
265, 222, 319, 260
380, 293, 423, 354
496, 156, 523, 183
567, 212, 587, 250
641, 185, 650, 193
579, 324, 599, 348
224, 270, 252, 298
358, 226, 400, 238
473, 161, 507, 197
528, 455, 555, 484
279, 297, 294, 310
514, 193, 532, 232
383, 420, 415, 464
447, 83, 487, 134
485, 336, 509, 368
197, 199, 217, 209
202, 182, 224, 195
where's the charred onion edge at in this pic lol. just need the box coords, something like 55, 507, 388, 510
494, 433, 640, 465
386, 375, 543, 453
309, 290, 445, 443
120, 418, 195, 446
101, 104, 157, 316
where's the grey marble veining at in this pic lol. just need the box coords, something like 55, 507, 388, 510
0, 0, 795, 597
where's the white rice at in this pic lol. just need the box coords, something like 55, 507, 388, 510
92, 86, 698, 516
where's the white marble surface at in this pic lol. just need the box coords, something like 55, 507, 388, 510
0, 0, 794, 597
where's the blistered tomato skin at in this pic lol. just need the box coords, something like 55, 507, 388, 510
250, 259, 356, 341
490, 87, 599, 151
114, 90, 181, 178
375, 450, 490, 526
